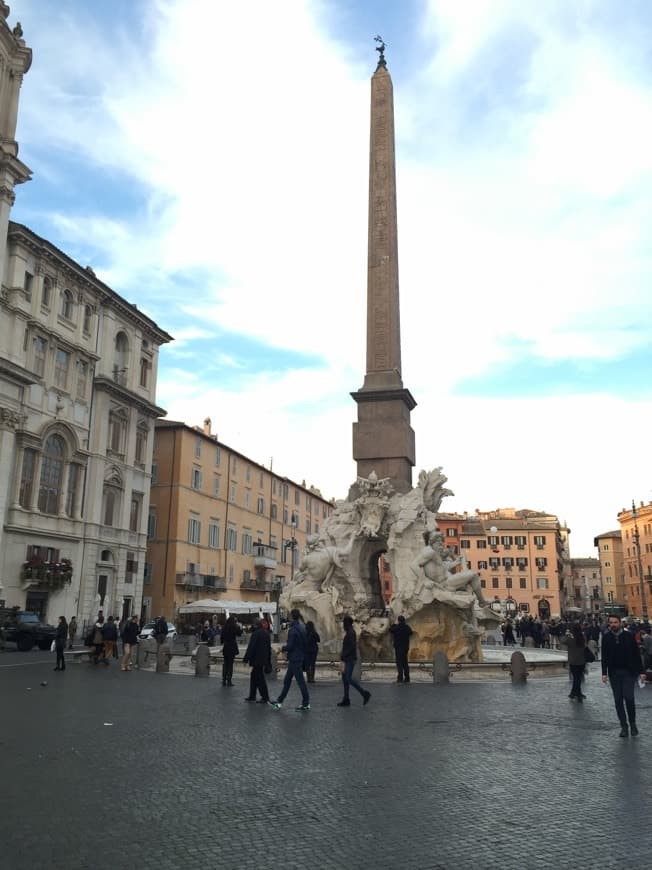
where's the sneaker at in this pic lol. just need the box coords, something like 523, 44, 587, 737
337, 699, 350, 707
295, 704, 311, 711
269, 701, 282, 709
630, 724, 639, 737
363, 691, 371, 706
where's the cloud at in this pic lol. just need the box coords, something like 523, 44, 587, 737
11, 0, 652, 554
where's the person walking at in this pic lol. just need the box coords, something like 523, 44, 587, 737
270, 609, 310, 711
389, 615, 413, 683
502, 619, 516, 647
641, 628, 652, 671
53, 616, 67, 671
337, 615, 371, 707
120, 615, 139, 671
154, 615, 168, 645
101, 615, 118, 665
242, 618, 272, 703
91, 615, 105, 664
220, 614, 242, 687
602, 614, 646, 737
68, 616, 77, 650
305, 620, 320, 683
560, 623, 587, 702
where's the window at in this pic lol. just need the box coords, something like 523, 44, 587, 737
144, 562, 152, 584
231, 455, 237, 474
489, 558, 499, 569
506, 577, 513, 589
77, 360, 88, 399
188, 517, 201, 544
213, 475, 220, 496
306, 494, 311, 511
519, 578, 527, 589
272, 479, 277, 495
246, 465, 251, 483
257, 496, 265, 515
135, 429, 147, 465
38, 434, 65, 514
103, 487, 119, 526
517, 558, 528, 570
34, 337, 46, 377
191, 468, 202, 490
535, 557, 547, 570
113, 332, 129, 384
54, 349, 70, 389
65, 464, 80, 517
109, 412, 126, 455
259, 470, 264, 488
129, 496, 141, 532
195, 437, 201, 458
83, 305, 92, 334
488, 536, 498, 547
515, 536, 526, 548
314, 521, 319, 534
460, 540, 470, 549
476, 540, 486, 549
242, 532, 253, 555
42, 276, 52, 308
502, 558, 513, 569
24, 271, 33, 299
271, 503, 278, 520
243, 569, 251, 584
215, 446, 221, 467
306, 518, 311, 534
536, 578, 549, 589
245, 491, 250, 509
126, 552, 137, 583
534, 535, 546, 548
226, 527, 237, 551
61, 289, 74, 320
147, 510, 157, 540
19, 448, 36, 508
294, 489, 300, 505
480, 579, 486, 588
446, 528, 457, 537
151, 463, 158, 484
139, 357, 150, 388
208, 523, 220, 549
604, 561, 611, 567
230, 484, 236, 504
492, 578, 499, 588
501, 536, 513, 548
283, 506, 288, 524
477, 560, 488, 570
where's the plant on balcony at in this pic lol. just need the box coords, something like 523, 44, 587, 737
20, 555, 46, 581
21, 557, 73, 589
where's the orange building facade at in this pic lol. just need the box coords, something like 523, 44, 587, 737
145, 419, 333, 622
616, 501, 652, 618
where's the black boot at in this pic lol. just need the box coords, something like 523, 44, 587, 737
619, 724, 629, 738
630, 722, 639, 737
337, 698, 350, 707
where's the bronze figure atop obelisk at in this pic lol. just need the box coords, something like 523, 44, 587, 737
351, 37, 416, 493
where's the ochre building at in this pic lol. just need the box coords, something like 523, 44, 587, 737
616, 501, 652, 618
145, 419, 334, 621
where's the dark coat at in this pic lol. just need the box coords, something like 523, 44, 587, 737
243, 627, 271, 669
306, 628, 321, 656
122, 621, 140, 645
560, 634, 586, 667
220, 621, 243, 657
389, 621, 412, 652
340, 626, 357, 662
56, 622, 67, 643
283, 620, 307, 664
101, 621, 118, 641
601, 629, 643, 676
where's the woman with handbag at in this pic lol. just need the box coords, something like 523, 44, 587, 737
242, 618, 272, 703
53, 616, 67, 671
560, 623, 588, 702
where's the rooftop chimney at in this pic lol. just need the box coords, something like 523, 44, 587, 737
203, 417, 211, 436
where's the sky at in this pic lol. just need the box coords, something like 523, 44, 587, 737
9, 0, 652, 556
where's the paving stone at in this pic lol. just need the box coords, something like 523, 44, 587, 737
1, 653, 650, 869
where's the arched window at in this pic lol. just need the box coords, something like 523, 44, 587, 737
61, 289, 74, 320
114, 332, 129, 384
42, 276, 52, 308
38, 434, 66, 514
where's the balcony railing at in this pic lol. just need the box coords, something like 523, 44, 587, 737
175, 573, 227, 591
253, 543, 278, 570
240, 578, 282, 593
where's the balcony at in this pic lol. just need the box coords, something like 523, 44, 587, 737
240, 578, 282, 593
175, 572, 227, 592
253, 542, 278, 570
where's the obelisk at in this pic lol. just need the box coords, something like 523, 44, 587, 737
351, 38, 416, 493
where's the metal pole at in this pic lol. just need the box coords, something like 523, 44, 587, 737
632, 500, 648, 619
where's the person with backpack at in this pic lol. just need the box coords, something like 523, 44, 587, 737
270, 609, 310, 711
120, 615, 140, 671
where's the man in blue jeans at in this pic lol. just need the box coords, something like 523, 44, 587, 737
270, 609, 310, 711
337, 615, 371, 707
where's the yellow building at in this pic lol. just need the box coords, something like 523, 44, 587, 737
145, 418, 334, 622
593, 530, 626, 612
616, 501, 652, 618
436, 508, 569, 620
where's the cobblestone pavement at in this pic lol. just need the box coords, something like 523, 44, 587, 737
1, 651, 650, 870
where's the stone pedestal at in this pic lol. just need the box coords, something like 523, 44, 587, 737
156, 641, 172, 673
137, 638, 157, 669
195, 644, 210, 677
510, 651, 528, 684
433, 651, 450, 685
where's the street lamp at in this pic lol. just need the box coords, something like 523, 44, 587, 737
284, 514, 298, 584
631, 500, 648, 620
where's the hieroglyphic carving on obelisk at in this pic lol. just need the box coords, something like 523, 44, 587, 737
351, 38, 416, 493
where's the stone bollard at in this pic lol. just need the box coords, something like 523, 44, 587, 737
268, 649, 278, 681
195, 644, 210, 677
433, 651, 450, 685
510, 650, 528, 684
138, 637, 157, 670
156, 641, 173, 673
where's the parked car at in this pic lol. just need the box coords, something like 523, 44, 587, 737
138, 621, 177, 643
0, 608, 57, 651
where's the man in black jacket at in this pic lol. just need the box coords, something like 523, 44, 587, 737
601, 614, 646, 737
242, 619, 272, 704
337, 615, 370, 707
389, 615, 413, 683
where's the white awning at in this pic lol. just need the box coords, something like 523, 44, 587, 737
178, 598, 277, 615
